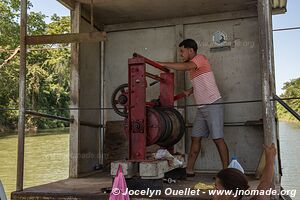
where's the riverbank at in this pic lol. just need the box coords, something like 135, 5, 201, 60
0, 125, 15, 133
0, 127, 69, 136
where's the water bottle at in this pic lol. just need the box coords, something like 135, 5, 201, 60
228, 156, 245, 173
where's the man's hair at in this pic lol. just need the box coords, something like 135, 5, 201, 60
179, 39, 198, 52
217, 168, 249, 199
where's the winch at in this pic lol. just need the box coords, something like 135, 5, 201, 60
111, 53, 187, 159
111, 53, 188, 180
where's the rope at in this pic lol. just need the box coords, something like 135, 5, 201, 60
273, 26, 300, 32
1, 97, 299, 112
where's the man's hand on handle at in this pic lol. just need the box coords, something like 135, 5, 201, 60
184, 87, 193, 97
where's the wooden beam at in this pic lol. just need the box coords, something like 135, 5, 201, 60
258, 0, 277, 149
69, 1, 81, 178
26, 32, 106, 45
258, 0, 281, 196
57, 0, 103, 30
16, 0, 27, 192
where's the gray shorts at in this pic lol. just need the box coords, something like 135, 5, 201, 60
191, 98, 224, 139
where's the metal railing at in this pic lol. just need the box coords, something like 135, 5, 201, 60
274, 95, 300, 121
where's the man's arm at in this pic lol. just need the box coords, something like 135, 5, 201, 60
158, 61, 197, 71
253, 143, 276, 200
183, 87, 194, 96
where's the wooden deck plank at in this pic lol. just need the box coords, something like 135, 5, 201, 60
11, 172, 260, 200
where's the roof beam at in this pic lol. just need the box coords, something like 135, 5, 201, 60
26, 32, 106, 45
57, 0, 103, 30
57, 0, 75, 10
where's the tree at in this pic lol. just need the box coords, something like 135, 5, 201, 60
277, 77, 300, 123
27, 15, 71, 129
0, 0, 71, 131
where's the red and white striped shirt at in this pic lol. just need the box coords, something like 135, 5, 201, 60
190, 54, 221, 107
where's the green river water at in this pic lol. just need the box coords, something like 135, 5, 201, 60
0, 128, 69, 200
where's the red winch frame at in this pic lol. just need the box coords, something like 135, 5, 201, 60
127, 53, 186, 161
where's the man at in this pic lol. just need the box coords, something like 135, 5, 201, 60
214, 144, 277, 200
158, 39, 229, 176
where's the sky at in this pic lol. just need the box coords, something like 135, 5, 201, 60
28, 0, 300, 95
272, 0, 300, 94
28, 0, 69, 23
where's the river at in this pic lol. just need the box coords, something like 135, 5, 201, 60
0, 128, 69, 200
279, 121, 300, 199
0, 122, 300, 199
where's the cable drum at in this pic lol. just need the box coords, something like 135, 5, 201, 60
146, 108, 167, 146
146, 107, 185, 147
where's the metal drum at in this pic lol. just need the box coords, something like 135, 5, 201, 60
146, 107, 185, 147
146, 108, 170, 146
111, 85, 185, 147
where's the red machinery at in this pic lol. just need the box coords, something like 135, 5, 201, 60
112, 53, 186, 161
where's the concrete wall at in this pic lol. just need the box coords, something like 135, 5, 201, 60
184, 17, 263, 172
103, 11, 263, 172
78, 19, 101, 175
104, 27, 176, 121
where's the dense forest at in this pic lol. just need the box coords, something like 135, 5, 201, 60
0, 0, 299, 132
0, 0, 70, 131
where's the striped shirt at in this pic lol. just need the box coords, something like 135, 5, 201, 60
189, 54, 221, 107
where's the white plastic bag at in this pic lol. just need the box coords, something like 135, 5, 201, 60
155, 149, 173, 159
228, 157, 245, 173
155, 149, 183, 167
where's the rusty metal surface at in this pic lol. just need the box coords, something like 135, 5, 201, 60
128, 57, 147, 160
160, 73, 174, 107
146, 108, 165, 146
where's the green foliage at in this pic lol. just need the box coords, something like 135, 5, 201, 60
0, 0, 20, 48
0, 0, 71, 130
277, 77, 300, 123
27, 11, 47, 36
